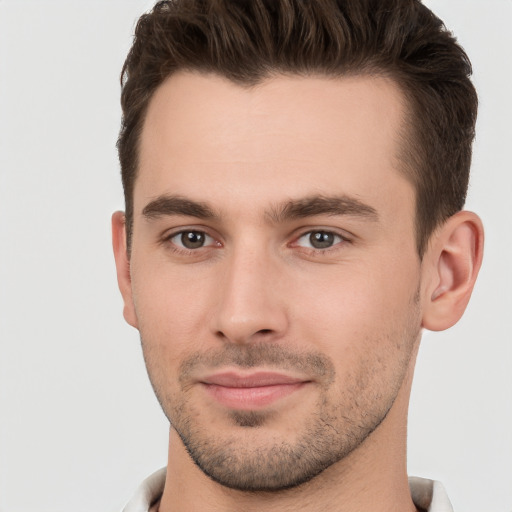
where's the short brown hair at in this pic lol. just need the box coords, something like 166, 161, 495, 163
118, 0, 477, 256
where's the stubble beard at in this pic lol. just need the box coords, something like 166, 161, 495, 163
142, 322, 420, 493
171, 389, 380, 492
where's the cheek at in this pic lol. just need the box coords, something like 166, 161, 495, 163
130, 259, 218, 363
291, 257, 421, 360
295, 267, 421, 412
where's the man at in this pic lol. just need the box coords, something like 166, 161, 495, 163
112, 0, 483, 510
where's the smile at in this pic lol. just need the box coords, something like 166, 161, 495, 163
200, 371, 310, 410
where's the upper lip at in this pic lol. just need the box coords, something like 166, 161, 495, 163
201, 371, 309, 388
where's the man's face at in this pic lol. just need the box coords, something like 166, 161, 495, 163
122, 72, 424, 490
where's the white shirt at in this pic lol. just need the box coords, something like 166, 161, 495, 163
122, 468, 454, 512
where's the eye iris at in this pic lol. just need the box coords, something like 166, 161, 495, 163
181, 231, 205, 249
309, 231, 334, 249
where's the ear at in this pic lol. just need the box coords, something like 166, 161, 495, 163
422, 211, 484, 331
112, 211, 138, 329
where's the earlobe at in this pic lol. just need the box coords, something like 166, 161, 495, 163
111, 211, 139, 329
422, 211, 484, 332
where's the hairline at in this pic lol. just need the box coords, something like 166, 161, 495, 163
124, 68, 430, 258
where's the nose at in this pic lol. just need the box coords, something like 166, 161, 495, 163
210, 243, 289, 345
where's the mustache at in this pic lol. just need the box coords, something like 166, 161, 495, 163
179, 343, 336, 384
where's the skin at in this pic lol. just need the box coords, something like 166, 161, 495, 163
113, 72, 483, 511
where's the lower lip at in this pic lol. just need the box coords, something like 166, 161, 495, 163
202, 382, 306, 410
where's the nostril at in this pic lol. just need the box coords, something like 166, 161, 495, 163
214, 328, 274, 343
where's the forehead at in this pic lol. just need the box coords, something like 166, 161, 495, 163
136, 71, 411, 220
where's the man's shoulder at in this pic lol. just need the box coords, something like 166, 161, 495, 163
121, 469, 453, 512
409, 476, 453, 512
122, 468, 166, 512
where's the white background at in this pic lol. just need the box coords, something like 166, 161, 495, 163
0, 1, 510, 511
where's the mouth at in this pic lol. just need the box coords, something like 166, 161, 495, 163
200, 371, 311, 410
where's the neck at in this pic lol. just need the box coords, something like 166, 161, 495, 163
159, 351, 419, 512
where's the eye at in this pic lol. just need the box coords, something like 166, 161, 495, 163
169, 230, 216, 250
295, 230, 344, 250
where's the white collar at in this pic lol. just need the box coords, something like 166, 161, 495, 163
122, 468, 453, 512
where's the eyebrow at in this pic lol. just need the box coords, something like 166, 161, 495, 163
141, 194, 378, 223
267, 195, 379, 223
142, 195, 219, 220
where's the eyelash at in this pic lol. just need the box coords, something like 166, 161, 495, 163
163, 229, 220, 255
292, 230, 348, 253
161, 228, 350, 256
